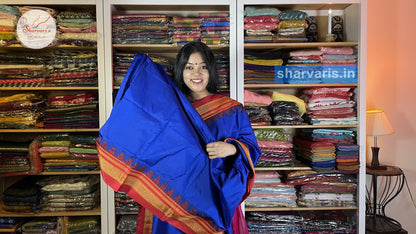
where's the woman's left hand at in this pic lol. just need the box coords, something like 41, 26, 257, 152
206, 141, 237, 159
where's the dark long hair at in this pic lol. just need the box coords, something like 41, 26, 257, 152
173, 42, 219, 96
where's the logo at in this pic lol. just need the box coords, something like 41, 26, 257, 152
17, 9, 56, 49
274, 65, 358, 83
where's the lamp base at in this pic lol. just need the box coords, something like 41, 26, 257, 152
368, 146, 387, 170
366, 214, 402, 233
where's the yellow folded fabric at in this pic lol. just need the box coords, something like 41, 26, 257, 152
268, 91, 306, 116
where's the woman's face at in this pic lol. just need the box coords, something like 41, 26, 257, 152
183, 52, 210, 98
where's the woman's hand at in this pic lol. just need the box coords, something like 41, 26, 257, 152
206, 141, 237, 159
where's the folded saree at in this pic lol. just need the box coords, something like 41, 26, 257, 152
97, 53, 260, 233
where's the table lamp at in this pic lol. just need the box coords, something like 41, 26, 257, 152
366, 110, 394, 170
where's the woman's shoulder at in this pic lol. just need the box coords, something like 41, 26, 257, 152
193, 93, 243, 111
211, 93, 243, 106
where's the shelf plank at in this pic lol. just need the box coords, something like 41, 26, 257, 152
39, 171, 100, 175
245, 83, 357, 89
252, 124, 357, 129
244, 206, 357, 212
0, 44, 96, 50
0, 87, 99, 91
0, 129, 99, 133
255, 166, 311, 171
114, 85, 229, 90
113, 44, 229, 52
0, 207, 101, 217
244, 42, 358, 49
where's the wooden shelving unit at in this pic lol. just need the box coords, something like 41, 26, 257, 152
0, 1, 106, 233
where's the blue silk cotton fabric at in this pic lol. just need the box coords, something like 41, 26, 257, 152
98, 53, 259, 233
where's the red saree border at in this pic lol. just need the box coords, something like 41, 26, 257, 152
96, 137, 224, 234
224, 138, 256, 201
137, 207, 153, 233
192, 94, 241, 121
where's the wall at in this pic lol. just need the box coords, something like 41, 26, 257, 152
367, 0, 416, 231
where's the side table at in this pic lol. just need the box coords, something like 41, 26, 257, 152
366, 165, 406, 233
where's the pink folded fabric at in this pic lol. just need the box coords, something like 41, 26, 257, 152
255, 170, 280, 179
289, 49, 323, 57
244, 90, 272, 105
320, 47, 354, 55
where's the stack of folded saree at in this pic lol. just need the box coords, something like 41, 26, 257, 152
276, 10, 308, 42
293, 136, 336, 171
246, 211, 303, 234
199, 13, 229, 45
253, 128, 288, 142
253, 128, 294, 167
320, 46, 357, 65
243, 6, 280, 43
36, 133, 99, 172
286, 170, 345, 185
67, 216, 100, 234
116, 215, 137, 234
115, 192, 140, 213
253, 170, 281, 183
215, 53, 230, 87
269, 91, 307, 116
113, 53, 135, 86
47, 50, 98, 87
244, 90, 273, 126
245, 182, 297, 208
0, 53, 47, 87
0, 5, 18, 46
245, 104, 272, 126
287, 49, 322, 65
36, 133, 70, 173
300, 210, 357, 233
112, 14, 170, 45
301, 86, 357, 125
2, 176, 42, 213
0, 93, 44, 129
57, 10, 97, 46
256, 140, 294, 167
113, 53, 172, 86
247, 171, 297, 208
244, 51, 283, 84
0, 140, 31, 176
43, 92, 98, 129
37, 174, 100, 212
286, 170, 357, 208
335, 142, 360, 174
0, 217, 18, 230
298, 128, 356, 144
171, 16, 202, 45
269, 101, 304, 125
19, 218, 58, 233
297, 181, 357, 207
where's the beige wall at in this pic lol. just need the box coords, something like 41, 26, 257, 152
367, 0, 416, 231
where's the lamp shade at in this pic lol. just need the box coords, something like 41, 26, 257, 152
366, 110, 394, 136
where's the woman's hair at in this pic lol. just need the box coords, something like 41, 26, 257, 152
173, 42, 219, 96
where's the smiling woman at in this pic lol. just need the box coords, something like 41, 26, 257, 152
97, 50, 261, 234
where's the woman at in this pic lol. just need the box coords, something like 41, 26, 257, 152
97, 42, 260, 234
166, 42, 261, 233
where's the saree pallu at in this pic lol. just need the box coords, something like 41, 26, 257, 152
97, 53, 260, 233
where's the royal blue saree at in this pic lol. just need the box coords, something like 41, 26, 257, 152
97, 53, 260, 233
